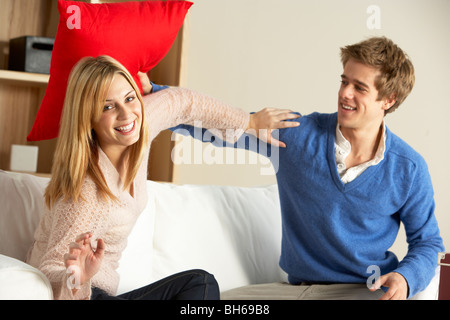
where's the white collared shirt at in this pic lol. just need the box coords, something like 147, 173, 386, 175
334, 123, 386, 184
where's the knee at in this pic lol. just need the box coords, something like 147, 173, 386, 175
188, 269, 218, 285
186, 269, 220, 300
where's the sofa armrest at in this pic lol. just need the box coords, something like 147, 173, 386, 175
0, 254, 53, 300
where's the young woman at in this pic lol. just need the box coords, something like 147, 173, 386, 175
26, 55, 299, 300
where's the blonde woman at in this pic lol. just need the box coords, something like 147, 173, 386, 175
26, 55, 299, 300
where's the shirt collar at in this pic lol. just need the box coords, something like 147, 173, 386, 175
335, 121, 387, 164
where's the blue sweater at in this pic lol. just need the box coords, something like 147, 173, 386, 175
275, 113, 443, 298
153, 84, 444, 298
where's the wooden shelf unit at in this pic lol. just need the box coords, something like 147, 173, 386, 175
0, 0, 188, 181
0, 70, 49, 86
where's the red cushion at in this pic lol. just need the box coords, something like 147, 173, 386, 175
27, 0, 192, 141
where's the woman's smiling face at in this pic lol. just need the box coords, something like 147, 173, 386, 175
92, 74, 142, 154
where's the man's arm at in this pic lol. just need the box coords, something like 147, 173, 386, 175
386, 158, 444, 299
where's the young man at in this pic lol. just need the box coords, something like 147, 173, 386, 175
158, 37, 444, 300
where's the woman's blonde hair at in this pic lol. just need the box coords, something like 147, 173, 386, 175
340, 36, 415, 114
45, 55, 148, 208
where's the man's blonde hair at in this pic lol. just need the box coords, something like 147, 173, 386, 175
45, 55, 148, 208
340, 37, 415, 114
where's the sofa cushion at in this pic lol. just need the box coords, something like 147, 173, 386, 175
140, 181, 286, 293
116, 189, 156, 295
0, 171, 49, 261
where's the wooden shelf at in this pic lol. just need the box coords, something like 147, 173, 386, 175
0, 70, 49, 87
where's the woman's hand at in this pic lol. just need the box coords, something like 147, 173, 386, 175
64, 232, 105, 294
246, 108, 300, 148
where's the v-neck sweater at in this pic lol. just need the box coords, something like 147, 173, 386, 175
275, 112, 443, 297
26, 87, 249, 300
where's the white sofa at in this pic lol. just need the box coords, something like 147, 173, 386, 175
0, 170, 440, 300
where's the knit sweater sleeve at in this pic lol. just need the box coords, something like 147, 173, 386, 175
394, 156, 444, 298
33, 180, 109, 300
142, 87, 249, 143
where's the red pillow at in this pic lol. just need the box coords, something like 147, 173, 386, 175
27, 0, 193, 141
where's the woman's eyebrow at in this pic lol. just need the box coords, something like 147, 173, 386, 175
105, 90, 134, 102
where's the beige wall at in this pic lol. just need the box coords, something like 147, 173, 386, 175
172, 0, 450, 253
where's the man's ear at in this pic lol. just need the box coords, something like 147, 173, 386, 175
383, 94, 397, 111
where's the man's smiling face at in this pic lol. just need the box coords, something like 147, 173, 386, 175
337, 58, 394, 134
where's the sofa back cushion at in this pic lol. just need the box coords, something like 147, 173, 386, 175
118, 181, 286, 294
0, 171, 49, 261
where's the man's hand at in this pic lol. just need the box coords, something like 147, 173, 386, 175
370, 272, 408, 300
246, 108, 300, 148
137, 71, 153, 95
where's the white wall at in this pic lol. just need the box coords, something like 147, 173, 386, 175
173, 0, 450, 253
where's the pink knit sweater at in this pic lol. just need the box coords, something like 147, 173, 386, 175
26, 88, 249, 299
